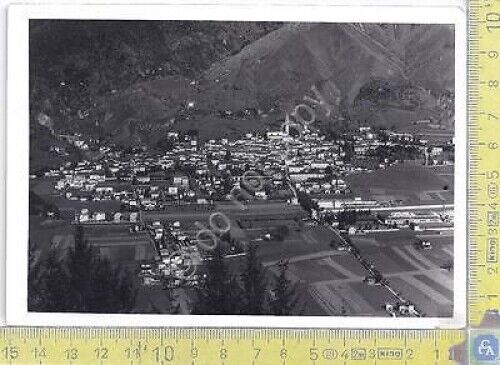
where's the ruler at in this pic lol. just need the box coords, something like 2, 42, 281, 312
0, 328, 463, 365
1, 3, 498, 365
469, 0, 500, 327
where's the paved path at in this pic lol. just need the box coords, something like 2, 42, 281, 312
369, 204, 454, 212
319, 256, 361, 278
262, 250, 343, 267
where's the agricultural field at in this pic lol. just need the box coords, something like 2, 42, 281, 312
82, 224, 156, 267
29, 215, 74, 255
279, 250, 395, 316
346, 162, 454, 205
353, 230, 454, 317
257, 225, 338, 263
258, 225, 455, 317
256, 224, 386, 316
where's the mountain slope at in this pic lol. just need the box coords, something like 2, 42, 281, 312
30, 21, 454, 145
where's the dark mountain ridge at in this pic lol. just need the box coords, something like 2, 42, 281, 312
30, 21, 454, 147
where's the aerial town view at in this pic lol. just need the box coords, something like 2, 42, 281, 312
28, 20, 455, 317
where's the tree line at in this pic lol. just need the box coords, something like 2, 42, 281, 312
29, 227, 301, 316
28, 225, 136, 313
192, 242, 301, 315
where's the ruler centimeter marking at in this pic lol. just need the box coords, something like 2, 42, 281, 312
469, 0, 500, 327
0, 329, 463, 365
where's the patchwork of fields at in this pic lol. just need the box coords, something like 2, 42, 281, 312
29, 164, 455, 317
260, 225, 453, 317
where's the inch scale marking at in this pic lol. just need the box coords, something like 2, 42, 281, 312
469, 0, 500, 327
0, 329, 463, 365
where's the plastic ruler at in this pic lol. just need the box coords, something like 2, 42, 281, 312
469, 0, 500, 328
0, 329, 464, 364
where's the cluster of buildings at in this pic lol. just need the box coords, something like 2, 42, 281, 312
76, 209, 140, 224
384, 210, 454, 229
139, 219, 203, 287
46, 125, 454, 221
40, 124, 454, 286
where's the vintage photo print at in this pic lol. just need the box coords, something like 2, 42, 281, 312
6, 4, 466, 328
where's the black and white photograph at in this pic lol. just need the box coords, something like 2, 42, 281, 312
6, 4, 466, 327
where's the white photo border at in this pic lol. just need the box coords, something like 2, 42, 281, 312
6, 3, 467, 328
